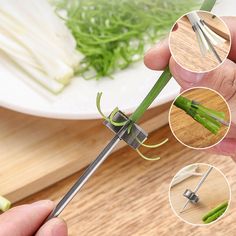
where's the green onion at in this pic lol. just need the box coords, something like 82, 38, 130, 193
202, 202, 228, 224
202, 201, 228, 222
109, 107, 127, 127
96, 92, 169, 160
129, 66, 172, 123
96, 92, 109, 121
0, 196, 11, 212
200, 0, 216, 11
54, 0, 201, 80
174, 96, 227, 134
136, 148, 160, 161
95, 0, 216, 160
203, 207, 227, 224
137, 137, 168, 149
125, 0, 216, 123
0, 0, 80, 94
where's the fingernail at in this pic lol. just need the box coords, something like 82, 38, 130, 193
175, 64, 205, 84
51, 219, 68, 236
36, 218, 67, 236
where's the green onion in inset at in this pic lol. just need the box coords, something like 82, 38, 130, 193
174, 96, 192, 112
187, 108, 221, 134
193, 113, 220, 134
203, 206, 227, 224
174, 95, 225, 134
202, 201, 228, 222
197, 105, 225, 120
0, 196, 11, 212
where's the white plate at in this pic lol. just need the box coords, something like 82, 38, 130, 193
0, 2, 234, 120
0, 61, 179, 119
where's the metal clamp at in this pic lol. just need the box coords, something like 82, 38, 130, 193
183, 189, 199, 204
180, 166, 213, 213
104, 110, 148, 150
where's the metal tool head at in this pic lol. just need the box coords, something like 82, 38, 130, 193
183, 189, 199, 204
104, 110, 148, 150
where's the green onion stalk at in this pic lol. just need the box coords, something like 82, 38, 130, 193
97, 0, 216, 160
130, 0, 216, 123
174, 95, 227, 134
202, 201, 228, 224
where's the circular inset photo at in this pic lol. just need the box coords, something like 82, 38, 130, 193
169, 10, 231, 73
169, 163, 231, 225
169, 87, 231, 149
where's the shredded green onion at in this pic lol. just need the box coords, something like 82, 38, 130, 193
96, 93, 168, 160
136, 148, 160, 161
137, 137, 169, 149
109, 107, 127, 127
96, 92, 110, 121
0, 196, 11, 212
53, 0, 201, 80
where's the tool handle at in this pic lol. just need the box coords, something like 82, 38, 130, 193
45, 121, 131, 221
194, 166, 213, 193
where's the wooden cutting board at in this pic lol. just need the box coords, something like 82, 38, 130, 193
0, 103, 170, 203
170, 12, 230, 72
17, 125, 236, 236
169, 88, 230, 148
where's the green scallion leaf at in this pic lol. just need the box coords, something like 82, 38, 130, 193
202, 201, 228, 224
53, 0, 202, 80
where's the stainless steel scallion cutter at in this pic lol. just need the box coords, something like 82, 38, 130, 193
180, 166, 213, 213
46, 110, 147, 221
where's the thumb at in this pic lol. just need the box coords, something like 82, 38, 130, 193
169, 58, 236, 100
36, 218, 68, 236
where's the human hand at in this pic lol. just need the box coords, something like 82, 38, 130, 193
144, 16, 236, 158
0, 200, 67, 236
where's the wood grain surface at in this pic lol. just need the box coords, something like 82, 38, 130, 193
0, 103, 170, 203
16, 125, 236, 236
200, 12, 230, 40
169, 11, 230, 72
169, 88, 230, 148
170, 164, 230, 225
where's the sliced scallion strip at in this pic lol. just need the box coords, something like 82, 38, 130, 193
96, 92, 109, 121
137, 138, 169, 149
136, 148, 160, 161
